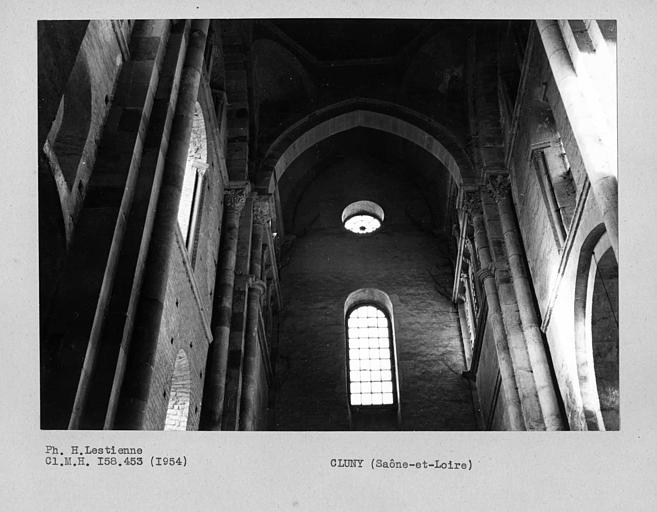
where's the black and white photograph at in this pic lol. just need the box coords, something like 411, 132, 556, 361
2, 0, 656, 509
38, 18, 617, 432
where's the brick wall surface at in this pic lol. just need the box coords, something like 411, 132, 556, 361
144, 72, 226, 431
191, 161, 223, 315
164, 349, 192, 430
145, 233, 210, 430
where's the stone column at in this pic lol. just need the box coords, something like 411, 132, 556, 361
488, 175, 566, 430
239, 199, 269, 431
536, 19, 618, 259
60, 20, 175, 430
113, 19, 210, 429
199, 186, 248, 430
463, 191, 525, 430
220, 198, 253, 430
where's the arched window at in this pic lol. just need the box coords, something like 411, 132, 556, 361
345, 289, 399, 409
164, 349, 191, 431
178, 101, 208, 255
341, 200, 384, 234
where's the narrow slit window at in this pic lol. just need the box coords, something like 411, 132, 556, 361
347, 304, 396, 406
178, 101, 207, 255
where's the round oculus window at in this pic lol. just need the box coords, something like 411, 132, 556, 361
344, 214, 381, 234
341, 201, 384, 235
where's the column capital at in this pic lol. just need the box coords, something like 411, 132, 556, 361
486, 173, 511, 204
225, 187, 248, 214
475, 264, 495, 282
462, 190, 483, 216
253, 197, 271, 226
249, 278, 267, 296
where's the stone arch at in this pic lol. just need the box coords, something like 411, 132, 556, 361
345, 288, 395, 319
257, 98, 474, 197
574, 225, 619, 430
164, 350, 191, 431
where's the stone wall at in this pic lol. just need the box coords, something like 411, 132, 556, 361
507, 28, 617, 429
39, 20, 132, 322
145, 80, 227, 431
145, 230, 212, 430
275, 151, 476, 430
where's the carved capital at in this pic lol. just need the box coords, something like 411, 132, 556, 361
253, 198, 271, 226
225, 188, 248, 214
461, 190, 483, 217
486, 174, 511, 204
475, 265, 495, 282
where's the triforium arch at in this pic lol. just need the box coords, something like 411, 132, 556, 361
574, 225, 619, 431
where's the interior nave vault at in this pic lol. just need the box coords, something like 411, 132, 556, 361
38, 18, 618, 431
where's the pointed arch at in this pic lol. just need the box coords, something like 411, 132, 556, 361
257, 98, 475, 196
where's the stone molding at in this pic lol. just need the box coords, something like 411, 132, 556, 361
191, 159, 209, 176
475, 265, 495, 282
